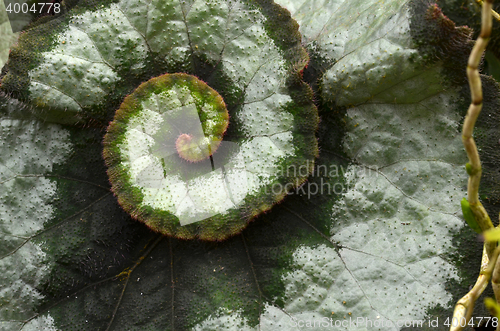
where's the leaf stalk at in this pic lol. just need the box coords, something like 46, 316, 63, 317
452, 0, 500, 329
451, 246, 500, 331
463, 0, 494, 235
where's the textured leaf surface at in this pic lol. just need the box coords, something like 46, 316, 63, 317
1, 0, 319, 241
1, 0, 499, 330
0, 1, 18, 69
270, 0, 493, 328
0, 115, 72, 330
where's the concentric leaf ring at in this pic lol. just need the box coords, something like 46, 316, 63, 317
1, 0, 319, 240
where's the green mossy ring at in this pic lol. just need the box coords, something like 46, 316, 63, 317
106, 73, 229, 163
3, 0, 320, 241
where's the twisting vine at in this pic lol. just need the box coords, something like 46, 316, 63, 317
477, 0, 500, 21
463, 0, 494, 235
450, 0, 500, 330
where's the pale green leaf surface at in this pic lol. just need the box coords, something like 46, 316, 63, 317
1, 0, 316, 329
198, 0, 473, 329
11, 0, 296, 129
276, 0, 410, 64
192, 95, 467, 329
0, 0, 495, 330
0, 1, 18, 69
0, 118, 72, 329
27, 4, 148, 116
